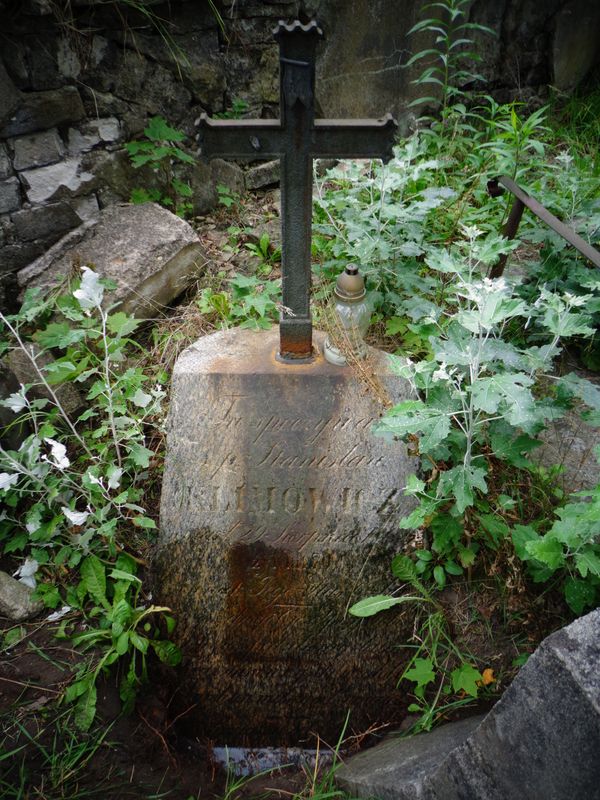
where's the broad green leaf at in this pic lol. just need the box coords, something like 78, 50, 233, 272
348, 594, 422, 617
116, 631, 130, 655
512, 525, 539, 560
403, 657, 435, 690
564, 577, 596, 615
109, 568, 141, 584
525, 536, 564, 570
127, 443, 154, 468
437, 465, 487, 513
151, 640, 182, 666
451, 663, 482, 697
133, 516, 157, 529
80, 555, 106, 605
74, 683, 97, 731
107, 312, 140, 337
35, 322, 85, 349
574, 550, 600, 579
130, 632, 149, 654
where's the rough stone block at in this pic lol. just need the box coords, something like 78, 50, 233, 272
20, 157, 95, 204
0, 177, 21, 214
18, 203, 206, 318
156, 327, 417, 745
71, 193, 100, 222
336, 716, 485, 800
12, 128, 65, 171
68, 117, 122, 154
245, 160, 280, 190
0, 86, 85, 138
0, 60, 21, 129
11, 202, 80, 243
0, 143, 12, 180
0, 570, 44, 622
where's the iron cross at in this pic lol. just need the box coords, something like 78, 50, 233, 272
198, 20, 398, 362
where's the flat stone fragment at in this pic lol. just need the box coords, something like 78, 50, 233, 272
245, 159, 280, 190
18, 203, 206, 318
0, 86, 85, 138
20, 157, 95, 204
0, 570, 43, 622
156, 326, 417, 745
336, 716, 485, 800
0, 143, 12, 180
12, 128, 65, 171
335, 609, 600, 800
11, 201, 80, 243
0, 177, 21, 214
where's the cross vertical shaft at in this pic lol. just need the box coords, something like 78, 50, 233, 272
276, 23, 322, 360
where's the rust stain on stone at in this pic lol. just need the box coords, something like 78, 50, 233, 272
225, 541, 306, 661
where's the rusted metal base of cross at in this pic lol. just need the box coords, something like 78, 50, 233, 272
278, 317, 313, 362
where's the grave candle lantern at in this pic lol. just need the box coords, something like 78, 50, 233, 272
324, 263, 370, 366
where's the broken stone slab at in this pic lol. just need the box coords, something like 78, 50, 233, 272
18, 203, 207, 318
336, 609, 600, 800
0, 86, 85, 138
12, 128, 65, 171
336, 716, 485, 800
0, 177, 21, 214
0, 570, 43, 622
155, 326, 417, 745
19, 156, 95, 205
245, 159, 280, 190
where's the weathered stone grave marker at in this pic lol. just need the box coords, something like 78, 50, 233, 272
156, 21, 416, 745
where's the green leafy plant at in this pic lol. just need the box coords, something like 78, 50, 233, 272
406, 0, 495, 118
126, 116, 195, 217
350, 555, 488, 733
215, 97, 250, 120
0, 268, 179, 726
245, 232, 281, 275
198, 273, 281, 329
64, 553, 180, 730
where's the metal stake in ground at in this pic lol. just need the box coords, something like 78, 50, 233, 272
198, 19, 398, 362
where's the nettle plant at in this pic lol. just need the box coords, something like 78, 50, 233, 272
126, 115, 195, 217
0, 269, 180, 727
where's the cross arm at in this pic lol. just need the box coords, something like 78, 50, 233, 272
197, 114, 282, 160
311, 114, 398, 162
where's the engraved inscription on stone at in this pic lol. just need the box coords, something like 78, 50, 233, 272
157, 328, 417, 744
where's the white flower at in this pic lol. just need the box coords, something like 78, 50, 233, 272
1, 385, 28, 413
13, 558, 39, 589
73, 266, 104, 311
0, 473, 19, 491
46, 605, 72, 622
61, 507, 90, 526
42, 438, 70, 471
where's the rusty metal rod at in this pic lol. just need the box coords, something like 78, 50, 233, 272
487, 175, 600, 279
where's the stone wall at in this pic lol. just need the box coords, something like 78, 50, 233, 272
1, 0, 599, 311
